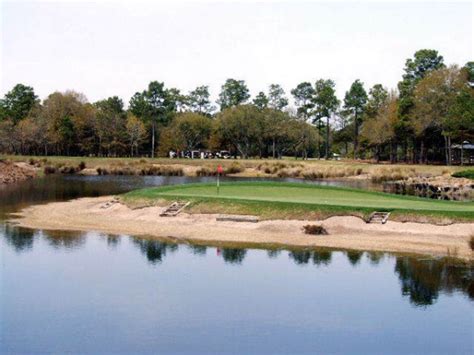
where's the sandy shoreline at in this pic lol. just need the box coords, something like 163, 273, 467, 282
10, 196, 474, 260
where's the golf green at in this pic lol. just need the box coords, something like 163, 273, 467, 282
126, 182, 474, 213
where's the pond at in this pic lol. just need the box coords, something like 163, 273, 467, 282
1, 175, 473, 354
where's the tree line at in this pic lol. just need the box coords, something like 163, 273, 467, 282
1, 49, 472, 164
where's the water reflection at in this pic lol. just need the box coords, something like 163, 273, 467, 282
221, 248, 247, 264
2, 227, 473, 308
312, 250, 332, 266
288, 249, 333, 266
105, 234, 121, 248
3, 224, 35, 253
395, 257, 474, 307
366, 251, 384, 265
41, 229, 87, 250
346, 250, 364, 266
289, 250, 312, 265
132, 238, 179, 264
266, 249, 281, 258
187, 244, 207, 256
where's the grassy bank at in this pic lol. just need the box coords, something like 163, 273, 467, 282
122, 182, 474, 223
2, 155, 465, 182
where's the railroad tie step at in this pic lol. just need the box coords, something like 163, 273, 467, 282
367, 212, 390, 224
160, 202, 190, 217
216, 214, 259, 223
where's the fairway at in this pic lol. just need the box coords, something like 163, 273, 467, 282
126, 182, 474, 213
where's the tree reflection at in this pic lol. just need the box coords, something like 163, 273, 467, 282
346, 251, 364, 266
132, 238, 178, 264
395, 257, 474, 307
312, 250, 332, 266
289, 250, 312, 265
42, 229, 86, 250
188, 244, 207, 256
366, 251, 384, 265
222, 248, 247, 264
288, 249, 333, 266
105, 234, 121, 248
3, 225, 36, 252
267, 249, 281, 258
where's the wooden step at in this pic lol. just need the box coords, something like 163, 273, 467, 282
160, 202, 190, 217
216, 214, 259, 223
367, 212, 390, 224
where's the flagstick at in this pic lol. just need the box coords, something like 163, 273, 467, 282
217, 172, 220, 195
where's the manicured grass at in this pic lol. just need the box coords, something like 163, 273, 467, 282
452, 169, 474, 180
124, 182, 474, 220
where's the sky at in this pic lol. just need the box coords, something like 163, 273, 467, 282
1, 0, 473, 107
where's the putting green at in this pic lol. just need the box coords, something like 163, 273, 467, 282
126, 182, 474, 213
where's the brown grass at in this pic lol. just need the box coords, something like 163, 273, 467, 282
5, 155, 465, 182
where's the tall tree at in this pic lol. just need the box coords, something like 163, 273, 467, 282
129, 81, 174, 158
253, 92, 269, 110
343, 79, 367, 159
447, 87, 474, 165
213, 105, 262, 158
397, 49, 444, 160
159, 112, 212, 156
187, 85, 213, 114
125, 113, 146, 156
94, 96, 126, 156
291, 82, 315, 120
361, 91, 397, 162
41, 91, 93, 155
0, 84, 38, 123
166, 88, 187, 113
366, 84, 388, 118
217, 79, 250, 110
313, 79, 339, 159
412, 65, 466, 164
268, 84, 288, 110
462, 61, 474, 86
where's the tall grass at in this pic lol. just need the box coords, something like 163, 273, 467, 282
370, 167, 418, 182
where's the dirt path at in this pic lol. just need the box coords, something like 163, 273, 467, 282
11, 196, 474, 260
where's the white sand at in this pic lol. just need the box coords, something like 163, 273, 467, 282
11, 196, 474, 260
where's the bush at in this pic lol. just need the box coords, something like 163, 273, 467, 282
78, 161, 86, 170
225, 163, 244, 174
59, 165, 78, 174
303, 224, 328, 235
96, 167, 109, 175
139, 165, 183, 176
196, 166, 217, 176
44, 166, 57, 174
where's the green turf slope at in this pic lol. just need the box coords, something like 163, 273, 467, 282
125, 182, 474, 215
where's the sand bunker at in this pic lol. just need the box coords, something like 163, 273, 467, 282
11, 196, 474, 260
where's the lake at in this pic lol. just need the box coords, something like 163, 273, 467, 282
1, 175, 473, 354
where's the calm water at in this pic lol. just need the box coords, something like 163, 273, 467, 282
1, 176, 473, 354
